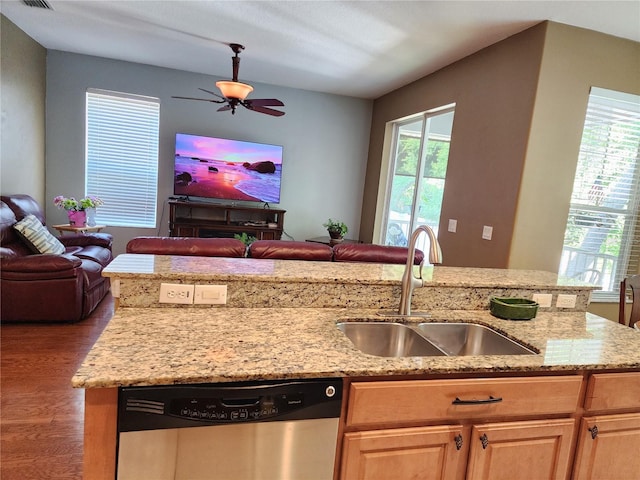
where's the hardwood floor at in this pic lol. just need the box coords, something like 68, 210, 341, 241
1, 294, 114, 480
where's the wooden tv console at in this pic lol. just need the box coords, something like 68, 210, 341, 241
168, 200, 285, 240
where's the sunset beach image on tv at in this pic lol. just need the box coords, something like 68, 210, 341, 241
174, 133, 283, 203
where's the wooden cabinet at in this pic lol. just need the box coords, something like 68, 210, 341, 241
572, 413, 640, 480
342, 425, 469, 480
168, 200, 285, 240
572, 372, 640, 480
466, 419, 575, 480
340, 376, 582, 480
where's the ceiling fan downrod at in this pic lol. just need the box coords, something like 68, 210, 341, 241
229, 43, 244, 83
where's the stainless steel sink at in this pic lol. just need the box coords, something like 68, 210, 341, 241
416, 322, 536, 356
337, 322, 446, 357
336, 321, 537, 357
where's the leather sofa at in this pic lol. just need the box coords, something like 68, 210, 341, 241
332, 242, 424, 265
125, 237, 424, 265
1, 194, 113, 323
126, 236, 246, 257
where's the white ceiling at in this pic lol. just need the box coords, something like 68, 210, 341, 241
2, 0, 639, 99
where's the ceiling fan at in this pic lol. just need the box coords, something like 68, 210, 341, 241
172, 43, 285, 117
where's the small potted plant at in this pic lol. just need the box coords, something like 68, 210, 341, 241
323, 218, 348, 243
54, 195, 103, 227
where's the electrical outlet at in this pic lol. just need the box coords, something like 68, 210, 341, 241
532, 293, 552, 308
159, 283, 194, 304
556, 294, 577, 309
448, 219, 457, 233
482, 225, 493, 240
194, 285, 227, 305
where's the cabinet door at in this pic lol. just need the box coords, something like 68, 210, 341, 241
173, 226, 196, 237
340, 425, 468, 480
572, 413, 640, 480
466, 418, 575, 480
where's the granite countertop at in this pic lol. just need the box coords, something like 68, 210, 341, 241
72, 307, 640, 389
103, 254, 598, 290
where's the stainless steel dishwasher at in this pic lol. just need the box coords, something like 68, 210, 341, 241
116, 378, 343, 480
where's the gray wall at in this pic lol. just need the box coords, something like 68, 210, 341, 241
1, 15, 46, 204
45, 51, 372, 254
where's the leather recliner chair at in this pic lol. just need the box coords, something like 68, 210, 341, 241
1, 194, 113, 323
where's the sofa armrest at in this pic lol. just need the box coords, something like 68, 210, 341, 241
59, 233, 113, 250
1, 253, 82, 275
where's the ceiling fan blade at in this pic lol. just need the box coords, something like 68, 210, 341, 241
198, 87, 227, 100
217, 105, 232, 112
244, 99, 285, 107
172, 95, 225, 103
245, 104, 285, 117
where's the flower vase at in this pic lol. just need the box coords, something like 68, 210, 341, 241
68, 210, 87, 227
86, 207, 97, 227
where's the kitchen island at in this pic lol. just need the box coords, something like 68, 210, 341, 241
74, 255, 640, 479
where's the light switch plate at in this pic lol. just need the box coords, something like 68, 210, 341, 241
556, 294, 577, 308
194, 285, 227, 305
482, 225, 493, 240
448, 219, 457, 233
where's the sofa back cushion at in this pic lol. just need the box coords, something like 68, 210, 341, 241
126, 237, 246, 257
333, 243, 424, 265
0, 194, 46, 224
249, 240, 333, 261
0, 201, 30, 258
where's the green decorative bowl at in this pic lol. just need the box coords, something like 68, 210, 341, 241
490, 297, 539, 320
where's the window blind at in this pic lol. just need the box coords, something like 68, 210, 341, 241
86, 89, 160, 228
560, 87, 640, 301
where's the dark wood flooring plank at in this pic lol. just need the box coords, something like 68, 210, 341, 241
1, 294, 114, 480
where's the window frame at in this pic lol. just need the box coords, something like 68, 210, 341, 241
85, 88, 160, 229
559, 87, 640, 302
380, 106, 454, 252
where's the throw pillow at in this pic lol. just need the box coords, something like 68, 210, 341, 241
13, 214, 65, 255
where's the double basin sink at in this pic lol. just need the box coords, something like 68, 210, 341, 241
337, 321, 536, 357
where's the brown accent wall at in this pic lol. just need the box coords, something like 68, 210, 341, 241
361, 23, 547, 267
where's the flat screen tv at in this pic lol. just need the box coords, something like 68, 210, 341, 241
174, 133, 283, 204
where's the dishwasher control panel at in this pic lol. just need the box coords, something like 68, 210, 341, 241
118, 378, 342, 432
171, 392, 303, 422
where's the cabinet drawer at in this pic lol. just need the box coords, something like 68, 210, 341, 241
584, 372, 640, 411
346, 376, 583, 428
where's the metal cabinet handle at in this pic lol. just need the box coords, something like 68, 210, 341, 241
480, 433, 489, 449
588, 425, 599, 439
454, 434, 463, 450
452, 395, 503, 405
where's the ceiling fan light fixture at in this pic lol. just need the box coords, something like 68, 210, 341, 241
216, 81, 253, 100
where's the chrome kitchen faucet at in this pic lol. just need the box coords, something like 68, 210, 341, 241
398, 225, 443, 316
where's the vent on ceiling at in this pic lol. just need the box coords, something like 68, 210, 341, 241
22, 0, 52, 9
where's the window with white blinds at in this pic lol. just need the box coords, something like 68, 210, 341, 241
559, 87, 640, 301
86, 89, 160, 228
